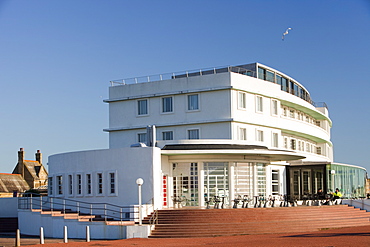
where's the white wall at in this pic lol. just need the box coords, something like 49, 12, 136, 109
48, 147, 162, 207
0, 198, 18, 217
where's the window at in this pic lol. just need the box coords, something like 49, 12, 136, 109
272, 133, 278, 148
315, 120, 321, 127
282, 77, 288, 92
162, 131, 173, 140
306, 143, 310, 152
49, 177, 53, 195
86, 174, 92, 195
162, 97, 173, 113
284, 138, 288, 149
97, 173, 103, 194
271, 169, 279, 195
257, 130, 264, 142
138, 133, 147, 143
187, 94, 199, 111
137, 99, 148, 115
256, 96, 263, 112
290, 139, 296, 150
316, 147, 322, 155
238, 92, 246, 109
57, 176, 63, 195
188, 129, 199, 139
258, 67, 265, 80
77, 174, 82, 195
271, 100, 278, 115
289, 110, 295, 118
68, 175, 73, 195
109, 173, 115, 194
239, 128, 247, 140
266, 70, 275, 83
283, 108, 287, 117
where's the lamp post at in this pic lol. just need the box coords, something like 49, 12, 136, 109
136, 178, 144, 225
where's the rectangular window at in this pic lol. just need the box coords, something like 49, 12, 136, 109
316, 147, 322, 155
162, 97, 173, 113
162, 131, 173, 140
68, 175, 73, 195
266, 70, 275, 83
271, 169, 279, 195
137, 99, 148, 115
57, 176, 63, 195
315, 120, 321, 127
290, 139, 296, 150
290, 110, 295, 118
77, 174, 82, 195
272, 133, 278, 148
49, 177, 53, 195
187, 94, 199, 111
188, 129, 199, 139
284, 138, 288, 149
258, 67, 265, 80
239, 128, 247, 140
282, 77, 288, 92
138, 133, 147, 143
238, 92, 246, 109
271, 100, 278, 115
276, 74, 282, 87
97, 173, 103, 194
256, 96, 263, 112
257, 130, 264, 142
306, 143, 310, 152
86, 174, 92, 195
109, 173, 115, 194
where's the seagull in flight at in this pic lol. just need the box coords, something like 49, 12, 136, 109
282, 27, 292, 41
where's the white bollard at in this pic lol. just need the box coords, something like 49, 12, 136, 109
40, 227, 44, 244
15, 229, 20, 247
63, 226, 68, 243
86, 226, 90, 242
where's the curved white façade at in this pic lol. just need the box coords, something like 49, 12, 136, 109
105, 62, 333, 163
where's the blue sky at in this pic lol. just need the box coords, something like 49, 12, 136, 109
0, 0, 369, 172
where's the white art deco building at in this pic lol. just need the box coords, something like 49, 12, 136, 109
47, 63, 366, 210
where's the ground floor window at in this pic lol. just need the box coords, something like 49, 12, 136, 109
271, 169, 279, 196
169, 161, 269, 207
204, 162, 229, 205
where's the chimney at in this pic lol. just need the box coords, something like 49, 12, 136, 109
18, 148, 25, 163
35, 150, 42, 164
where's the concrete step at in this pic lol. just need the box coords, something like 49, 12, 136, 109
148, 205, 370, 238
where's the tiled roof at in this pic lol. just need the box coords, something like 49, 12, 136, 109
0, 173, 30, 192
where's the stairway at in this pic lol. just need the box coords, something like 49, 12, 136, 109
144, 205, 370, 238
31, 209, 120, 222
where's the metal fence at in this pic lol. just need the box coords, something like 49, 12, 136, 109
18, 193, 153, 222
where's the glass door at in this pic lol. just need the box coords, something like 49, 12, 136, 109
204, 162, 229, 206
172, 163, 198, 206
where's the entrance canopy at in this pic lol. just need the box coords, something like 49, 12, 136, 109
161, 143, 305, 162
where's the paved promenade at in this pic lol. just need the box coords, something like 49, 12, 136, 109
1, 225, 370, 247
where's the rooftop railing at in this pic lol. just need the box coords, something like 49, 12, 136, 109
110, 66, 256, 86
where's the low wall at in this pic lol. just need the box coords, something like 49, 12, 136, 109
0, 198, 18, 217
343, 199, 370, 212
18, 209, 150, 239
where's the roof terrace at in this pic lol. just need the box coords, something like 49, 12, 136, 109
110, 64, 326, 107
